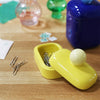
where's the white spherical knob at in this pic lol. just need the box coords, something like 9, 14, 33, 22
70, 49, 86, 65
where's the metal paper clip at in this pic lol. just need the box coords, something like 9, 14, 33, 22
10, 56, 18, 67
43, 52, 51, 67
13, 60, 27, 76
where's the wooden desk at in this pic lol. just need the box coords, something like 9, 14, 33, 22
0, 0, 100, 100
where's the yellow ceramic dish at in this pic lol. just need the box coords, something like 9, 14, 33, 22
49, 49, 97, 90
34, 43, 62, 79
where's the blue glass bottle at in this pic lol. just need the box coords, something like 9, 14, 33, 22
66, 0, 100, 49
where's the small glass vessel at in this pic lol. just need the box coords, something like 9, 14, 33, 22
15, 0, 42, 26
47, 0, 67, 19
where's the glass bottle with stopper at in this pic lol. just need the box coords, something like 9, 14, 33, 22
15, 0, 42, 26
47, 0, 67, 19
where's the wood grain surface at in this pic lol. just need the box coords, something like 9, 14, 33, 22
0, 0, 100, 100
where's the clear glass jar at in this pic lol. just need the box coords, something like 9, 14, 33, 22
15, 0, 42, 26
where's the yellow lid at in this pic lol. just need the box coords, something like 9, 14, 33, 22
49, 49, 97, 90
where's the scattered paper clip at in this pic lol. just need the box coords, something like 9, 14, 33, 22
10, 56, 18, 67
13, 60, 27, 76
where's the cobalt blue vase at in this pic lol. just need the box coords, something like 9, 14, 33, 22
66, 0, 100, 49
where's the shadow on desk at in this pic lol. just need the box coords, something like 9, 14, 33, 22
54, 77, 100, 93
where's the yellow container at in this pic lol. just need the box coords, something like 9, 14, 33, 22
34, 43, 62, 79
49, 49, 97, 90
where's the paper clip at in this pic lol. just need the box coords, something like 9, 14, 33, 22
43, 52, 51, 67
10, 56, 18, 67
13, 60, 27, 76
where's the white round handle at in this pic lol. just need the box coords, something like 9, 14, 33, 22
70, 49, 87, 65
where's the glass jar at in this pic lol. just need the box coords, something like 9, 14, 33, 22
67, 0, 100, 49
15, 0, 42, 26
